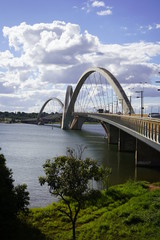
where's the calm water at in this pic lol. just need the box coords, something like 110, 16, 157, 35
0, 123, 160, 207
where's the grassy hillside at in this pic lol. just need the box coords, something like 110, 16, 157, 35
19, 181, 160, 240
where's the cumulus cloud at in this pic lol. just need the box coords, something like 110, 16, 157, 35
0, 21, 160, 112
97, 9, 112, 16
92, 1, 105, 7
82, 0, 112, 16
156, 24, 160, 29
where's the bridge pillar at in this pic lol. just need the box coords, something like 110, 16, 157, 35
108, 125, 119, 144
61, 113, 73, 130
135, 139, 160, 167
118, 130, 136, 152
101, 122, 119, 144
70, 116, 86, 130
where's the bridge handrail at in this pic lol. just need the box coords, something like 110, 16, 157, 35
98, 113, 160, 144
74, 112, 160, 144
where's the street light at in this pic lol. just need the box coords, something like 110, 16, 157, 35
114, 100, 118, 113
156, 72, 160, 83
136, 90, 144, 117
157, 73, 160, 90
128, 95, 132, 115
119, 99, 123, 114
128, 87, 134, 116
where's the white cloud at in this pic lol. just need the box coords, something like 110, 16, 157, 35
81, 1, 112, 16
138, 23, 160, 33
92, 1, 105, 7
147, 25, 153, 30
0, 21, 160, 112
97, 9, 112, 16
156, 24, 160, 29
121, 26, 128, 31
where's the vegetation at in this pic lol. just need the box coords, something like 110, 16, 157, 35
0, 111, 98, 123
0, 111, 39, 123
0, 150, 31, 239
1, 148, 160, 239
39, 146, 104, 240
100, 166, 112, 191
19, 180, 160, 240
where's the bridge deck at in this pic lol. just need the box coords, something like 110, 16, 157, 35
74, 112, 160, 152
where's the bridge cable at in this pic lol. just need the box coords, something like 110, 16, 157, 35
81, 83, 90, 112
83, 78, 97, 112
88, 73, 101, 111
77, 75, 94, 112
94, 72, 103, 110
77, 82, 90, 112
99, 73, 107, 111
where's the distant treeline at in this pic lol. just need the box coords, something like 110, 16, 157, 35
0, 111, 39, 122
0, 111, 98, 123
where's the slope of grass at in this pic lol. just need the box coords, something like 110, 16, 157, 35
18, 180, 160, 240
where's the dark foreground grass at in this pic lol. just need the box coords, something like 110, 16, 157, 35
18, 181, 160, 240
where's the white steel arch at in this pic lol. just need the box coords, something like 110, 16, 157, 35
62, 67, 134, 129
38, 97, 64, 122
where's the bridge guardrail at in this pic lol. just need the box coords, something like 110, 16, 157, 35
74, 112, 160, 144
94, 114, 160, 144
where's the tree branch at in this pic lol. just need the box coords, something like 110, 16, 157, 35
73, 200, 81, 224
59, 193, 73, 222
57, 207, 71, 220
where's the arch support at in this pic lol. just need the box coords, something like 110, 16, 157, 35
62, 67, 134, 130
61, 85, 73, 129
37, 97, 64, 124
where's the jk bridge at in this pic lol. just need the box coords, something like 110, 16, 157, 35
24, 67, 160, 167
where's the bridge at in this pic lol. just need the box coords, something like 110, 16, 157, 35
37, 97, 63, 125
25, 67, 160, 167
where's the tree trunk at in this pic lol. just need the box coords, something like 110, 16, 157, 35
72, 221, 76, 240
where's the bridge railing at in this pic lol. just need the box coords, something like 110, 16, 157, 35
97, 114, 160, 144
73, 112, 160, 144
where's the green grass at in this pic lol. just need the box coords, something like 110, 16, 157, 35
18, 180, 160, 240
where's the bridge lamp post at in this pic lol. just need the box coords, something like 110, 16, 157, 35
114, 100, 118, 113
156, 79, 160, 91
156, 72, 160, 83
156, 75, 160, 91
158, 89, 160, 112
119, 99, 123, 115
153, 74, 160, 112
127, 95, 132, 115
136, 90, 144, 117
128, 87, 134, 115
156, 71, 160, 102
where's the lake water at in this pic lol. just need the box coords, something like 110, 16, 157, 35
0, 123, 160, 207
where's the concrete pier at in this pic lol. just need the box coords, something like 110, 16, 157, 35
135, 139, 160, 167
118, 130, 136, 152
68, 114, 160, 167
101, 122, 119, 144
101, 121, 160, 167
70, 116, 86, 130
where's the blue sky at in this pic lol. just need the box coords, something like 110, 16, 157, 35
1, 0, 160, 44
0, 0, 160, 113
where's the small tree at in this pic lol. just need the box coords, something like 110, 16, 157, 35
39, 147, 102, 240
